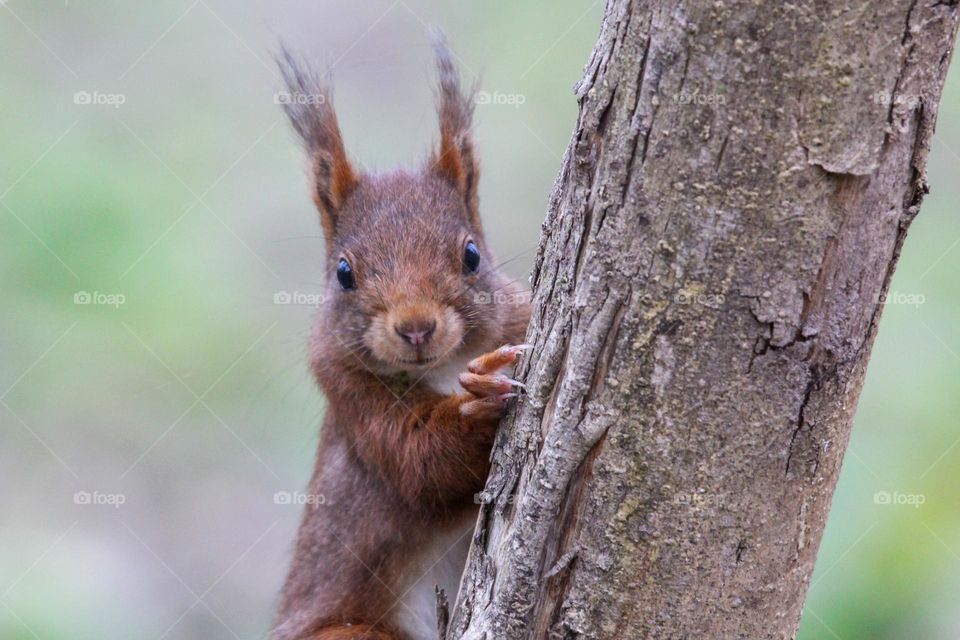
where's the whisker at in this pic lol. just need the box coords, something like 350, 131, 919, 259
452, 245, 537, 300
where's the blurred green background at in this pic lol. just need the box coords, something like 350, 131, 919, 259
0, 1, 957, 638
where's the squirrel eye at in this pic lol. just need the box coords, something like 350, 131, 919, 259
463, 241, 481, 274
336, 258, 356, 290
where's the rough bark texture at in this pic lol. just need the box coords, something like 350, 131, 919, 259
449, 1, 959, 638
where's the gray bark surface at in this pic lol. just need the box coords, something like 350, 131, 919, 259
449, 1, 959, 638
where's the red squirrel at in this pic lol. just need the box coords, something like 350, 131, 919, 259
271, 39, 532, 640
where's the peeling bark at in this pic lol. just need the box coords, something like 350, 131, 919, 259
449, 0, 959, 638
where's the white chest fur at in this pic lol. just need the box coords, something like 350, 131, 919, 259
394, 358, 479, 638
392, 510, 477, 640
422, 354, 473, 395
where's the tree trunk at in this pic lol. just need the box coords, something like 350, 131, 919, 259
448, 1, 959, 638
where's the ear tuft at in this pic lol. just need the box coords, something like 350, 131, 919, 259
277, 46, 358, 241
431, 34, 481, 226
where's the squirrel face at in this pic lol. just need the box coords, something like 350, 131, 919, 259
324, 171, 498, 374
279, 40, 505, 376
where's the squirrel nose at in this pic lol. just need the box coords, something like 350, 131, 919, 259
395, 319, 437, 346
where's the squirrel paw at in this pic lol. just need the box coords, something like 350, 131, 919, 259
457, 344, 531, 419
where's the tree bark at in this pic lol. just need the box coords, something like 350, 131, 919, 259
449, 1, 959, 638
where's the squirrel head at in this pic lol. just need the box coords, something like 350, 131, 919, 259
279, 38, 509, 376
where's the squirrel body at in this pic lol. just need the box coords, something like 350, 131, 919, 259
271, 41, 531, 640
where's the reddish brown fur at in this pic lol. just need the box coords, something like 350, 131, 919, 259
271, 38, 530, 640
307, 624, 401, 640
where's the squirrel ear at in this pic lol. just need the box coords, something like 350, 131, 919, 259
431, 35, 480, 227
277, 47, 358, 241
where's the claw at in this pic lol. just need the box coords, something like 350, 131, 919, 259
502, 377, 526, 390
460, 392, 516, 418
460, 372, 523, 396
500, 343, 533, 357
476, 392, 517, 406
469, 343, 533, 375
